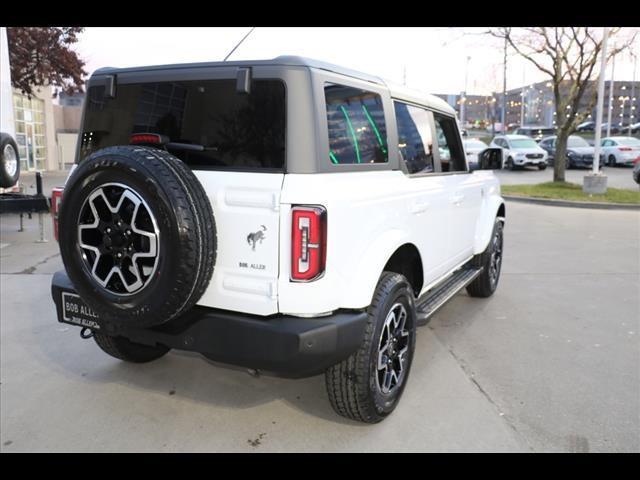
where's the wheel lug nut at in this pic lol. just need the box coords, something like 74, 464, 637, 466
117, 252, 122, 258
106, 228, 111, 233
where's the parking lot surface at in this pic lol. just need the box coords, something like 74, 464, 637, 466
1, 201, 638, 452
495, 165, 638, 190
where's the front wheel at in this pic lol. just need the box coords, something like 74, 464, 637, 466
505, 157, 516, 170
538, 164, 547, 170
467, 217, 504, 298
325, 272, 417, 423
608, 155, 617, 167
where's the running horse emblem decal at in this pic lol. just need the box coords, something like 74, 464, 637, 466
247, 225, 267, 251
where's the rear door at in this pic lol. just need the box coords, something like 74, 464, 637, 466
80, 69, 287, 315
433, 113, 483, 266
393, 100, 452, 285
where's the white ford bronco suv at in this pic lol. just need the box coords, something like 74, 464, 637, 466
51, 56, 505, 423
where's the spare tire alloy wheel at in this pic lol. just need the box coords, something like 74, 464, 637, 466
0, 135, 20, 188
58, 146, 216, 329
77, 183, 159, 295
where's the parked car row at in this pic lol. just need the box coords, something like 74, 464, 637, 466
463, 134, 640, 172
576, 120, 640, 134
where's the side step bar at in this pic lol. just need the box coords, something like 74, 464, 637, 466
415, 267, 482, 326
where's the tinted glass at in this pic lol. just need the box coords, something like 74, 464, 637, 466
80, 79, 286, 170
325, 84, 388, 164
434, 114, 466, 172
394, 101, 434, 174
510, 138, 539, 148
464, 139, 487, 149
567, 136, 590, 147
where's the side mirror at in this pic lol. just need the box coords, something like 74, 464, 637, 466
477, 147, 503, 170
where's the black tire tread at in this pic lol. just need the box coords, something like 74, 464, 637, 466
93, 332, 170, 363
467, 217, 503, 298
59, 146, 216, 327
325, 272, 412, 423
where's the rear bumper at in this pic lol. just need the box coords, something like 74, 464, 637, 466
51, 270, 368, 378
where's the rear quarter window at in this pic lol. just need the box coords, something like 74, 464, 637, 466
324, 83, 388, 165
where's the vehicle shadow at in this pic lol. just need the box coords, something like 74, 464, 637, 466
32, 317, 366, 426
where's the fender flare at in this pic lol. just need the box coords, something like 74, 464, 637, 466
473, 194, 505, 255
340, 229, 414, 309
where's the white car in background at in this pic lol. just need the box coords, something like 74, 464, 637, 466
601, 137, 640, 167
489, 134, 548, 170
463, 138, 488, 171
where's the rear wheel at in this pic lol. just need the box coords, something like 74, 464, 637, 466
325, 272, 417, 423
467, 217, 504, 298
93, 332, 170, 363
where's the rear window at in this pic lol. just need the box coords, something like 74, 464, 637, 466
80, 79, 286, 171
325, 83, 388, 165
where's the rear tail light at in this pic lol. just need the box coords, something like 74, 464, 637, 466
619, 147, 632, 151
291, 206, 327, 282
51, 187, 64, 242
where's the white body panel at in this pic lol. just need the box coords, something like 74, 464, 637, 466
192, 168, 501, 318
193, 171, 284, 316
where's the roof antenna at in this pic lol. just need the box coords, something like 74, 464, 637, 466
223, 27, 256, 61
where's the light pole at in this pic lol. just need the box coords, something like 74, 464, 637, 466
606, 47, 616, 137
460, 55, 471, 127
501, 36, 507, 132
629, 53, 637, 135
520, 67, 525, 126
593, 29, 609, 174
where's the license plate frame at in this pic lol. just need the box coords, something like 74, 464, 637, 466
60, 292, 102, 329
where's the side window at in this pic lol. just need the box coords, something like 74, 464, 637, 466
495, 138, 504, 148
433, 114, 466, 172
602, 140, 612, 146
325, 83, 388, 164
393, 101, 435, 174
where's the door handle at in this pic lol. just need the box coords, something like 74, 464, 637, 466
450, 194, 465, 205
410, 201, 430, 214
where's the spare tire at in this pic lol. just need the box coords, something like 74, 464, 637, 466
0, 133, 20, 188
58, 146, 216, 328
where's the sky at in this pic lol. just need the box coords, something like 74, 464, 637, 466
75, 27, 640, 97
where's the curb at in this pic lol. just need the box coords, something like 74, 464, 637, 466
502, 195, 640, 211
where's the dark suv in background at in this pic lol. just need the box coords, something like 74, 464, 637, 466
539, 135, 600, 169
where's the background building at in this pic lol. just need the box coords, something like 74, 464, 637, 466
434, 93, 493, 127
12, 86, 84, 172
436, 79, 639, 130
491, 79, 639, 128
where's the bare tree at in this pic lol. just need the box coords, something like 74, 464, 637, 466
489, 28, 636, 182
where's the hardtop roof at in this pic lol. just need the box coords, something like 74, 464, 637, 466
92, 55, 455, 115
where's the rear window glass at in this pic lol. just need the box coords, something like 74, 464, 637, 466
325, 83, 388, 165
80, 79, 286, 171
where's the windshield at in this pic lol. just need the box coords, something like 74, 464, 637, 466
80, 79, 286, 171
567, 136, 590, 147
464, 140, 486, 149
617, 138, 640, 146
509, 139, 539, 148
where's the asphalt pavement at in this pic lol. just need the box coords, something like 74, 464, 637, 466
0, 197, 638, 452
